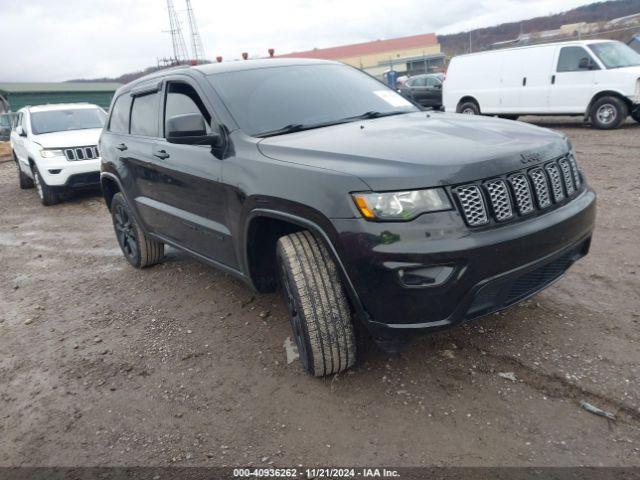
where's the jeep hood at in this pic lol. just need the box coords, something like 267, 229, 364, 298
257, 112, 568, 191
33, 128, 103, 149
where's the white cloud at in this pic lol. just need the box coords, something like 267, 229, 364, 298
0, 0, 598, 81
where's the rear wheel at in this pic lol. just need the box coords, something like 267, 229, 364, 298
15, 154, 33, 189
32, 165, 60, 206
590, 96, 627, 130
110, 192, 164, 268
458, 101, 480, 115
276, 231, 356, 377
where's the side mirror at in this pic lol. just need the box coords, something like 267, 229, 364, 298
166, 113, 222, 147
15, 125, 26, 137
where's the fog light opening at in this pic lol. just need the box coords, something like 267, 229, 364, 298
398, 265, 454, 287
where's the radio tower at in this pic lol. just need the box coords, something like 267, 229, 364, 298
166, 0, 189, 64
185, 0, 206, 63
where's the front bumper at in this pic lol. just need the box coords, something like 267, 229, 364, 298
37, 157, 100, 188
333, 187, 596, 339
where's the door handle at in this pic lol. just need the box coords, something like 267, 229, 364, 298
551, 75, 556, 85
522, 77, 527, 86
116, 143, 128, 151
153, 150, 170, 160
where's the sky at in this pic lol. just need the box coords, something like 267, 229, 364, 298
0, 0, 602, 82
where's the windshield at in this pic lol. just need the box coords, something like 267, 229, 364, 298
209, 64, 418, 137
30, 108, 106, 135
589, 42, 640, 69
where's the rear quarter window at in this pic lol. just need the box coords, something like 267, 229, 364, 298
109, 94, 132, 134
130, 93, 159, 137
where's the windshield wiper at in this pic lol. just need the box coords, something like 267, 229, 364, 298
256, 123, 305, 137
256, 119, 354, 138
255, 111, 411, 138
346, 110, 409, 120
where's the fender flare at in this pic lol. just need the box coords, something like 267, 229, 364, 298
100, 172, 148, 231
586, 90, 632, 119
244, 208, 370, 324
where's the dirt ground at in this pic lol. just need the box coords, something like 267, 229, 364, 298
0, 118, 639, 468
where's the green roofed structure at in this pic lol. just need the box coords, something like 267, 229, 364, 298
0, 82, 122, 112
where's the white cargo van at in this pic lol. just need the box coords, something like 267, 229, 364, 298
443, 40, 640, 129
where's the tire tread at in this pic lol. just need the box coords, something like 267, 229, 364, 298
277, 231, 355, 377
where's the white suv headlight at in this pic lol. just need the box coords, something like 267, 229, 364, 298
40, 149, 65, 158
352, 188, 452, 221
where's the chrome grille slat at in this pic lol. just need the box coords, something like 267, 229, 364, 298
484, 179, 513, 222
558, 158, 575, 196
455, 185, 488, 226
508, 173, 534, 215
64, 145, 100, 161
568, 154, 581, 189
529, 168, 552, 209
545, 162, 565, 202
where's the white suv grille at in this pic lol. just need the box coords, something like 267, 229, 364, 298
65, 146, 99, 161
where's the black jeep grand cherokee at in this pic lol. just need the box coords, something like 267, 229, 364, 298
100, 59, 596, 377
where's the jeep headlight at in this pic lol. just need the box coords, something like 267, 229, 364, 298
352, 188, 452, 221
40, 149, 65, 158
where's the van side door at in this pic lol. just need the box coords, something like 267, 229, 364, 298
549, 46, 598, 114
517, 45, 556, 113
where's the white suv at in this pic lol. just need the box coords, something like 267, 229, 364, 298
10, 103, 107, 205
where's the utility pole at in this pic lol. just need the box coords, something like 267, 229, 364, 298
166, 0, 189, 64
185, 0, 206, 63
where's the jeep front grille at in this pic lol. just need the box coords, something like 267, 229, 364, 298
558, 158, 575, 196
454, 155, 582, 227
454, 185, 488, 226
545, 162, 565, 202
64, 146, 99, 161
484, 179, 513, 222
529, 168, 552, 209
508, 173, 534, 215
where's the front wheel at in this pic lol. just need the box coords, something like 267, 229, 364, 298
590, 96, 627, 130
458, 101, 480, 115
110, 192, 164, 268
276, 231, 356, 377
32, 165, 60, 206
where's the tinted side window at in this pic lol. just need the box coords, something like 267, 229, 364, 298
109, 94, 132, 134
413, 77, 427, 87
130, 93, 159, 137
557, 47, 592, 72
426, 77, 440, 87
164, 82, 212, 137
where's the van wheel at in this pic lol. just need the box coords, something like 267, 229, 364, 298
458, 101, 480, 115
15, 155, 34, 189
631, 109, 640, 124
32, 165, 59, 206
276, 231, 356, 377
590, 96, 627, 130
110, 192, 164, 268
